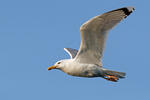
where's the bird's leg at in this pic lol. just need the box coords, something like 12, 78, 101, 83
104, 75, 119, 82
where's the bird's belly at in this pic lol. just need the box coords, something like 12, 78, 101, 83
64, 65, 102, 78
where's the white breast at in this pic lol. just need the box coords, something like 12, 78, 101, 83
61, 61, 101, 77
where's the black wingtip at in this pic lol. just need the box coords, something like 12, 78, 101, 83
112, 7, 135, 18
121, 7, 135, 16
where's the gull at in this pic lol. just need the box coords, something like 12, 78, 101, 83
48, 7, 134, 82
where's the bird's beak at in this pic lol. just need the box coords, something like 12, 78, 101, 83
48, 65, 57, 70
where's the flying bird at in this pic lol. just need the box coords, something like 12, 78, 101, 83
48, 7, 134, 82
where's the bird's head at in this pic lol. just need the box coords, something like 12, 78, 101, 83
48, 60, 68, 70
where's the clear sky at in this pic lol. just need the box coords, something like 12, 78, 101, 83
0, 0, 149, 100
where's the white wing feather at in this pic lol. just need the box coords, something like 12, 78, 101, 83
64, 48, 78, 59
75, 7, 134, 66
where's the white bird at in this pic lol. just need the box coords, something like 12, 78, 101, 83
48, 7, 135, 82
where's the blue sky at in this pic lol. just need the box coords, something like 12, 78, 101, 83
0, 0, 149, 100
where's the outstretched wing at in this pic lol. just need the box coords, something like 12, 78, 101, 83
64, 48, 78, 59
75, 7, 134, 66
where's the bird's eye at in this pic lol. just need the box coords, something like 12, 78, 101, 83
57, 62, 61, 64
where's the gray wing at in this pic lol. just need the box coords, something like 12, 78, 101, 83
75, 7, 134, 66
64, 48, 78, 59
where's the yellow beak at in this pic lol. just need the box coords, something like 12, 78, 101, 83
48, 65, 57, 70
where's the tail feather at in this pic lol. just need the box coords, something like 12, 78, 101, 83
104, 70, 126, 78
102, 69, 126, 82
